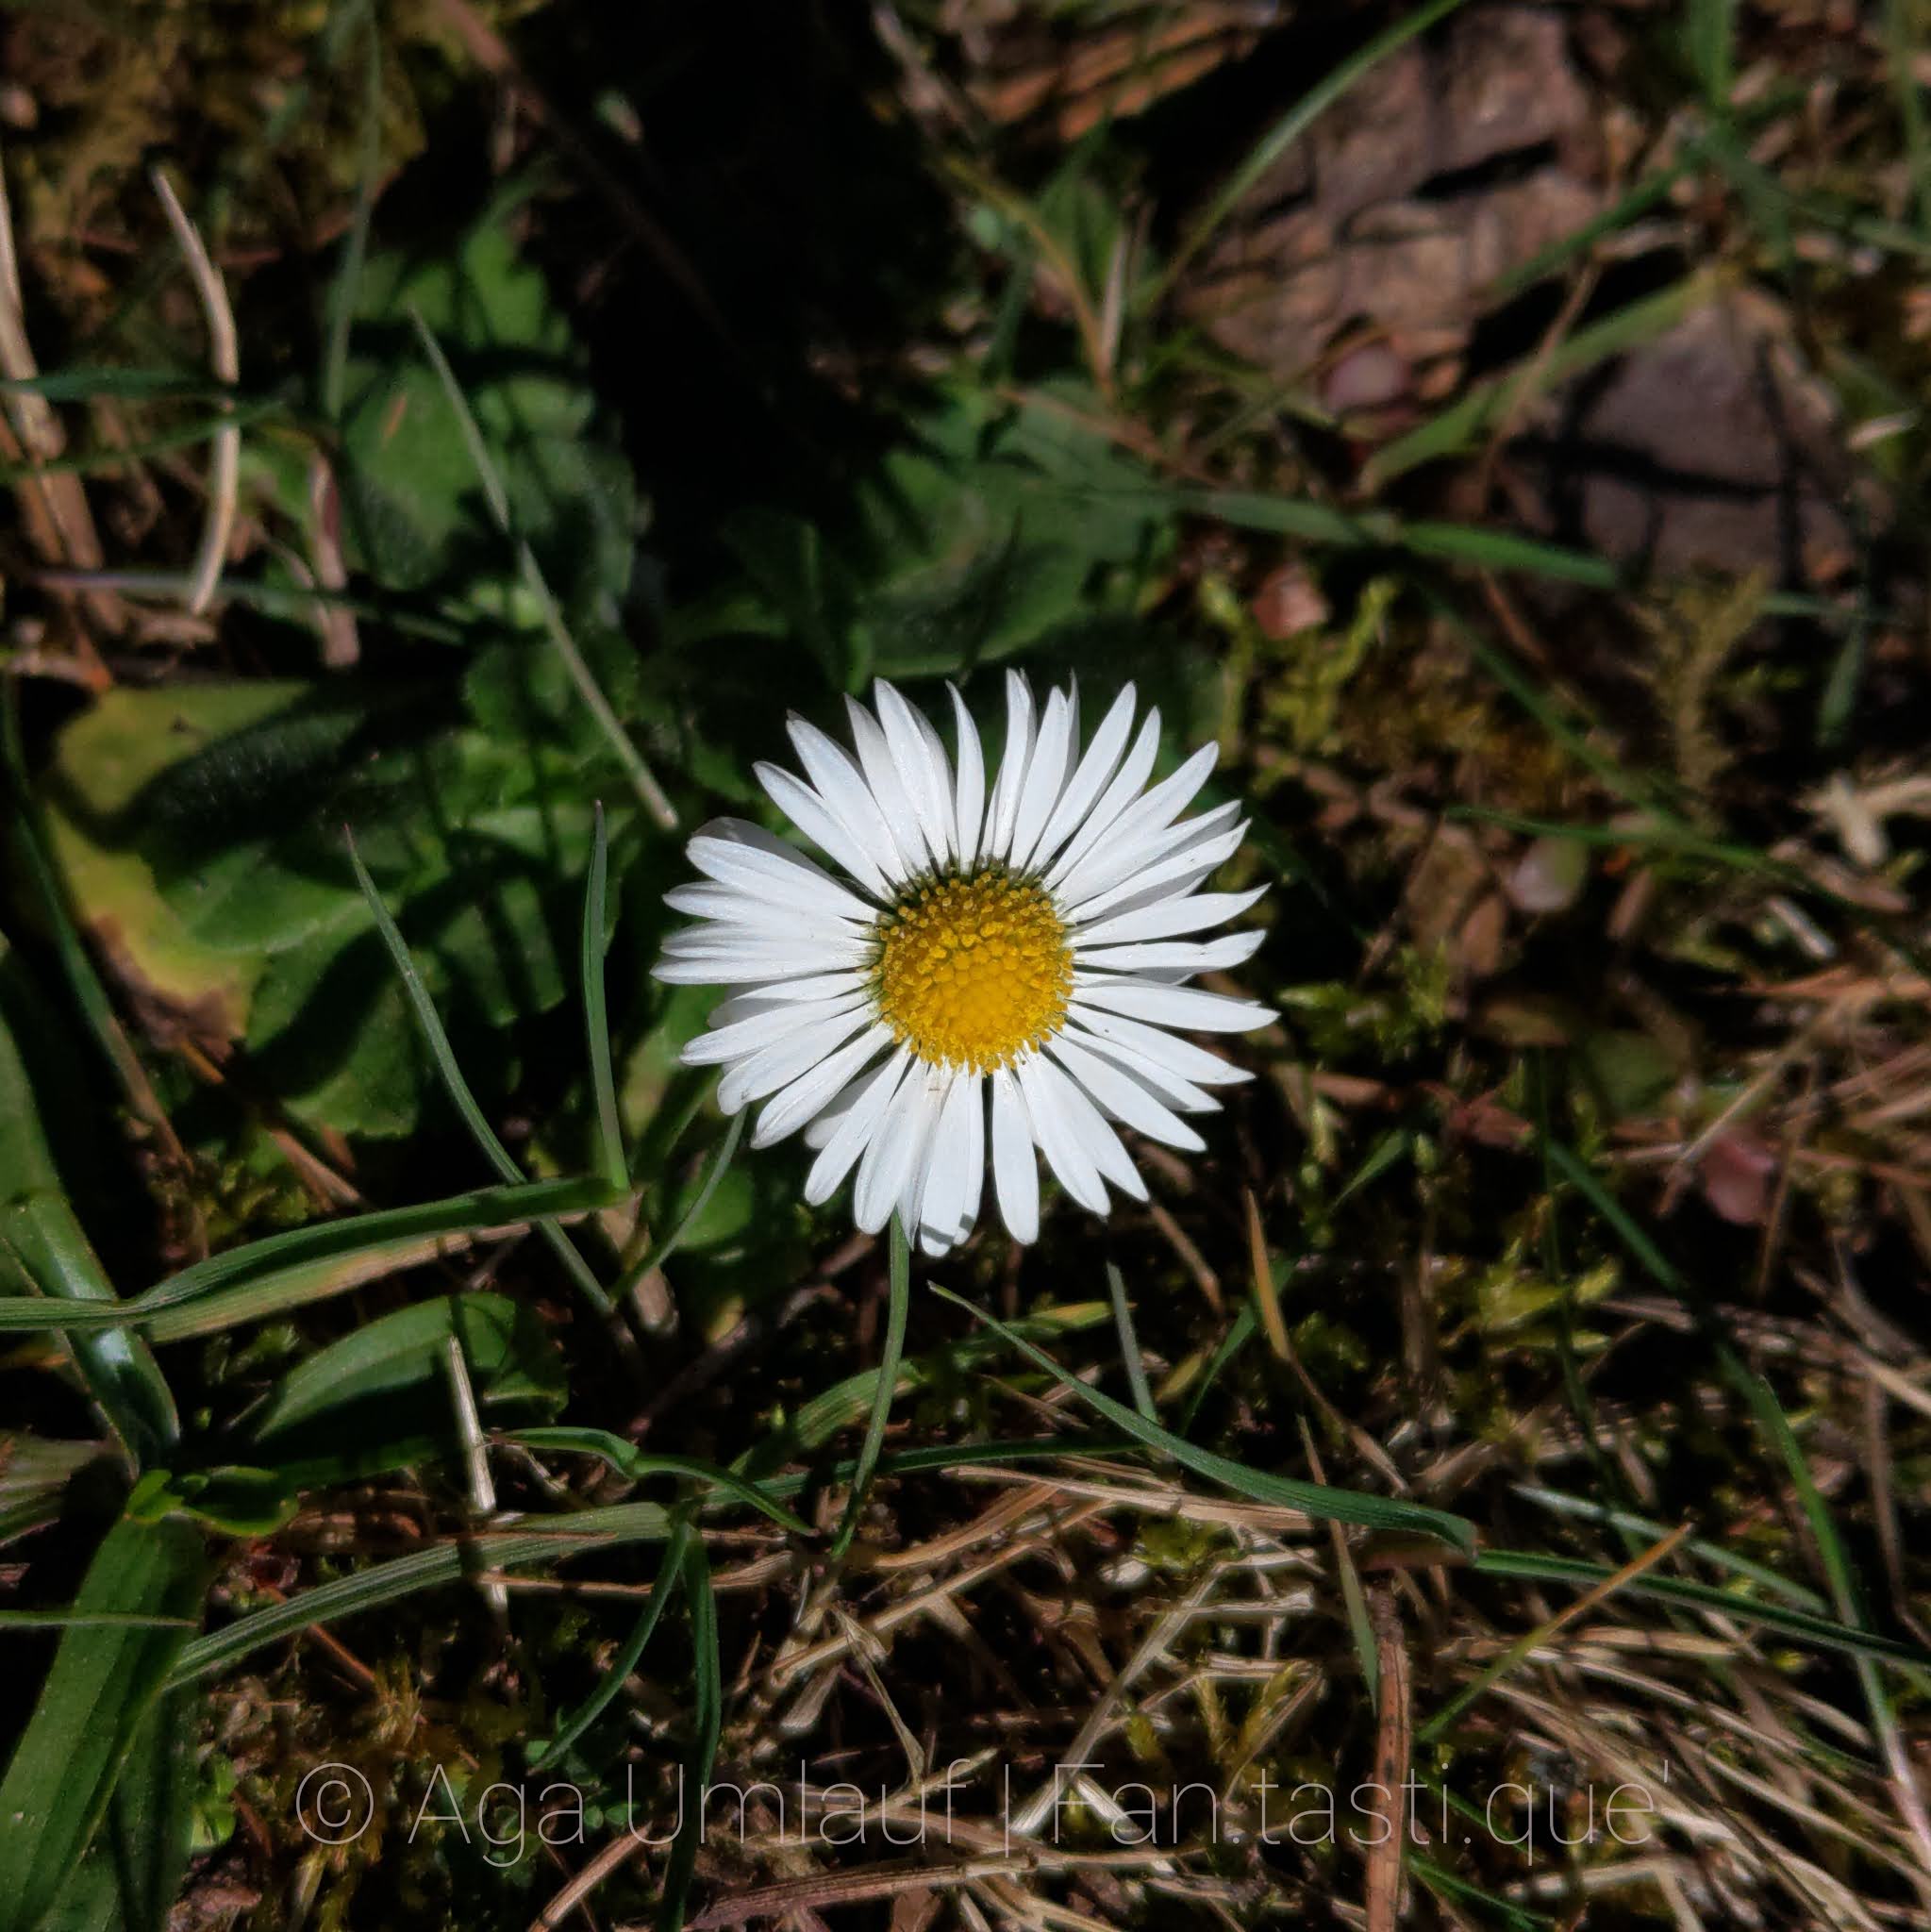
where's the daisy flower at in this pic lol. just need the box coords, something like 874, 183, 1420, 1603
655, 675, 1273, 1255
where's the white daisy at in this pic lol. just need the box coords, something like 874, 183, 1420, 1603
654, 675, 1274, 1256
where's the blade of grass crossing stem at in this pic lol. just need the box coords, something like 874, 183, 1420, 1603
616, 1112, 746, 1302
582, 804, 628, 1193
407, 309, 675, 829
1423, 1524, 1691, 1743
1470, 1548, 1926, 1667
658, 1533, 721, 1932
529, 1516, 691, 1774
347, 831, 621, 1321
0, 1174, 614, 1333
508, 1427, 813, 1537
1105, 1260, 1157, 1422
931, 1286, 1474, 1551
170, 1499, 673, 1685
1156, 0, 1473, 298
828, 1217, 911, 1561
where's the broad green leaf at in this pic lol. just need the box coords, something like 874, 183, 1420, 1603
36, 684, 306, 1044
41, 1678, 201, 1932
0, 1517, 205, 1932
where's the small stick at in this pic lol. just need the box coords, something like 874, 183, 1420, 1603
150, 167, 239, 615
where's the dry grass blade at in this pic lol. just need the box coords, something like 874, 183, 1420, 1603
149, 168, 239, 615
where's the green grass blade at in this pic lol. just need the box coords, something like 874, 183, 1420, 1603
1470, 1549, 1928, 1669
0, 1516, 204, 1932
348, 829, 622, 1320
656, 1532, 721, 1932
507, 1427, 813, 1537
407, 309, 676, 829
827, 1216, 911, 1561
932, 1286, 1474, 1551
617, 1111, 746, 1299
1364, 276, 1708, 488
1685, 0, 1738, 108
0, 1174, 614, 1335
582, 803, 629, 1194
1105, 1259, 1157, 1422
1156, 0, 1473, 298
528, 1517, 691, 1775
318, 0, 380, 421
169, 1499, 673, 1685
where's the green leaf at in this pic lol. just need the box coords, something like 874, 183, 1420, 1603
0, 942, 178, 1465
125, 1467, 297, 1537
931, 1286, 1475, 1552
0, 1173, 617, 1338
0, 1517, 205, 1932
251, 1292, 566, 1481
169, 1499, 672, 1685
40, 1679, 201, 1932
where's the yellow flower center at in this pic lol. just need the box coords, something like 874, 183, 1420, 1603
873, 867, 1074, 1074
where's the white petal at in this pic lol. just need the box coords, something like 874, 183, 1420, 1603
1040, 708, 1162, 891
658, 929, 875, 969
664, 883, 869, 932
1065, 1004, 1256, 1088
786, 719, 907, 889
1072, 976, 1275, 1033
948, 685, 987, 871
982, 671, 1036, 863
1051, 757, 1227, 908
1074, 886, 1267, 945
688, 823, 878, 919
718, 1003, 875, 1113
1061, 1021, 1219, 1112
846, 697, 938, 875
681, 991, 872, 1066
1061, 821, 1246, 924
1074, 930, 1266, 974
1027, 683, 1137, 876
990, 1066, 1039, 1243
806, 1050, 911, 1204
1015, 1054, 1109, 1215
755, 763, 895, 899
1007, 682, 1076, 874
751, 1023, 892, 1147
898, 1068, 957, 1240
707, 972, 869, 1015
917, 1072, 977, 1248
855, 1063, 946, 1233
1046, 1034, 1206, 1151
874, 680, 957, 866
1045, 1057, 1149, 1203
951, 1074, 987, 1246
656, 948, 870, 986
